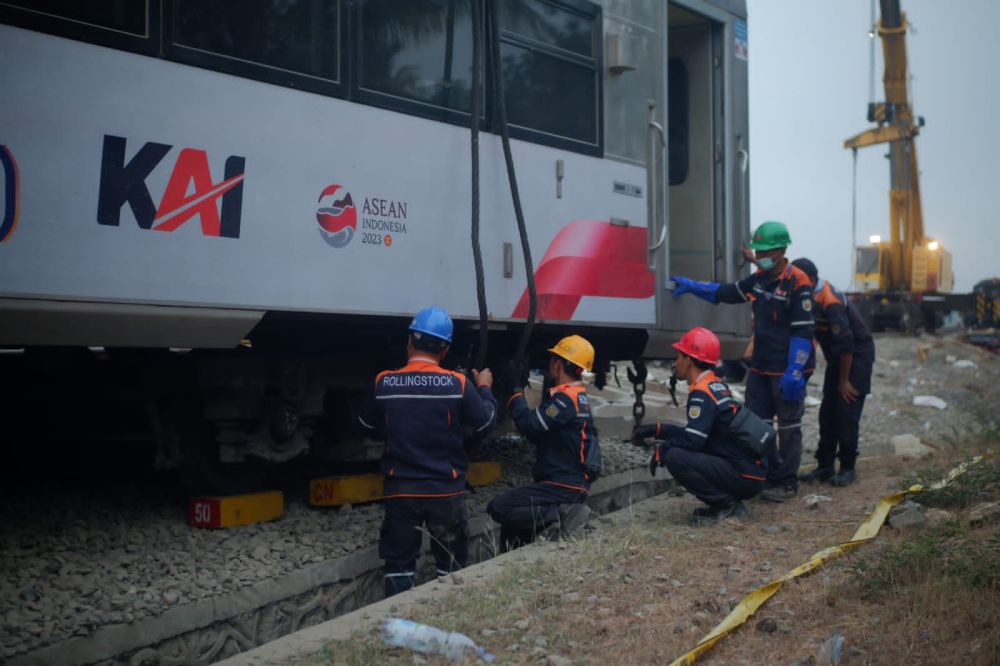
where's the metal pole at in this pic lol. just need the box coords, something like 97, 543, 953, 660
851, 147, 858, 291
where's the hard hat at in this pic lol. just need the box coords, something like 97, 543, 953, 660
548, 334, 595, 372
748, 221, 792, 251
672, 327, 721, 366
791, 257, 818, 283
408, 306, 453, 343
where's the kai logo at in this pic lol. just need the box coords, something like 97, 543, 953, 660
0, 144, 19, 243
97, 135, 245, 238
316, 184, 357, 248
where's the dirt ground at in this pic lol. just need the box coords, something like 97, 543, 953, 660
310, 333, 1000, 666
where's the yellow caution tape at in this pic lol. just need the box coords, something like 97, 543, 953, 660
670, 455, 988, 666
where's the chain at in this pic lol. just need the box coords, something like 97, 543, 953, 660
627, 360, 648, 425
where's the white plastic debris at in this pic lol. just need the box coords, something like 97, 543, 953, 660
953, 359, 978, 369
804, 395, 822, 407
945, 354, 957, 363
802, 494, 833, 507
889, 360, 901, 368
913, 395, 947, 410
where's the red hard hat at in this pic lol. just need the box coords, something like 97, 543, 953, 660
672, 327, 721, 365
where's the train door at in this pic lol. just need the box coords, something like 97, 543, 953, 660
652, 2, 751, 355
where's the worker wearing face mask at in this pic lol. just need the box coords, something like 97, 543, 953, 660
670, 221, 815, 502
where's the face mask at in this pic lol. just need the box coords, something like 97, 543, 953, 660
756, 256, 776, 271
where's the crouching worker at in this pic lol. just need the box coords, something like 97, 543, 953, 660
487, 335, 600, 550
358, 307, 497, 597
633, 327, 774, 526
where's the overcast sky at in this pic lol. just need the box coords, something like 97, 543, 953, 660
747, 0, 999, 292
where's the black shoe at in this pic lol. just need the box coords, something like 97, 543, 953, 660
798, 467, 834, 484
542, 503, 591, 540
759, 485, 797, 503
831, 468, 857, 487
692, 501, 747, 526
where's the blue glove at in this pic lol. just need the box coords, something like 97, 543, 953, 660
779, 336, 812, 401
671, 276, 720, 303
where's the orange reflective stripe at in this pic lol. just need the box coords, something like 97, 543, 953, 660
506, 392, 524, 409
541, 481, 588, 493
741, 473, 766, 481
690, 371, 723, 403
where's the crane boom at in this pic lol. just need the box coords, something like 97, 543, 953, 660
844, 0, 932, 293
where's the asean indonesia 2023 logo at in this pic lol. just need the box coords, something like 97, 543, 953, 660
316, 184, 356, 248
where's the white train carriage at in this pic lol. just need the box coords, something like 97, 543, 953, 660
0, 0, 751, 486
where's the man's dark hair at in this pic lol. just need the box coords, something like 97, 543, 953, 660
681, 352, 716, 372
554, 355, 584, 378
792, 257, 819, 283
410, 331, 448, 354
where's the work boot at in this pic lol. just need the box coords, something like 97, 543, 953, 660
759, 485, 797, 503
798, 466, 834, 484
831, 468, 857, 487
692, 501, 748, 527
542, 503, 591, 540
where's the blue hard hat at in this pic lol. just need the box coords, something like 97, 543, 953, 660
408, 306, 453, 343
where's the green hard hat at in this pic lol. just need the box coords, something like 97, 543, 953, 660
748, 220, 791, 250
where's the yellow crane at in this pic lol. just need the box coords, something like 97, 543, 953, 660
845, 0, 952, 310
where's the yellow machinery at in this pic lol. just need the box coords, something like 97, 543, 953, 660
845, 0, 953, 299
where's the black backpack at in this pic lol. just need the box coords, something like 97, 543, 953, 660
729, 404, 777, 461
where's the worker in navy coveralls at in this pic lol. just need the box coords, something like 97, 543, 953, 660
793, 258, 875, 487
671, 221, 816, 502
487, 335, 598, 549
359, 307, 497, 597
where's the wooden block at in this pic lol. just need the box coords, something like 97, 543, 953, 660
188, 490, 283, 528
309, 473, 384, 507
467, 461, 502, 487
309, 463, 504, 507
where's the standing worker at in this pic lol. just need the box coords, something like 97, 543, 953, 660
358, 307, 497, 597
792, 258, 875, 486
632, 327, 771, 525
671, 221, 815, 502
487, 335, 599, 549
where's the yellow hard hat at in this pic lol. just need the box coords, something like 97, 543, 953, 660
548, 335, 595, 372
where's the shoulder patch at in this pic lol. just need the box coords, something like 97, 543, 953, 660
709, 382, 728, 393
803, 299, 812, 311
688, 405, 702, 419
831, 323, 841, 335
545, 404, 560, 418
577, 393, 589, 406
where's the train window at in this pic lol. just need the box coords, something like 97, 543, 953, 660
497, 0, 602, 154
167, 0, 343, 95
500, 0, 593, 57
667, 57, 689, 185
0, 0, 155, 52
357, 0, 475, 119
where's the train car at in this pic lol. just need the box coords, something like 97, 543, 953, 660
0, 0, 751, 488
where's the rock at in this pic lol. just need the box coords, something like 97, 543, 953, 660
888, 501, 925, 529
597, 607, 613, 617
969, 501, 1000, 528
562, 592, 580, 603
673, 623, 686, 634
514, 619, 530, 631
671, 579, 683, 588
480, 628, 497, 637
763, 525, 779, 534
692, 611, 709, 626
529, 646, 546, 657
816, 632, 844, 664
18, 587, 42, 603
925, 508, 954, 527
162, 589, 180, 606
755, 617, 778, 633
546, 656, 572, 666
891, 434, 933, 460
534, 636, 548, 647
759, 562, 772, 573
